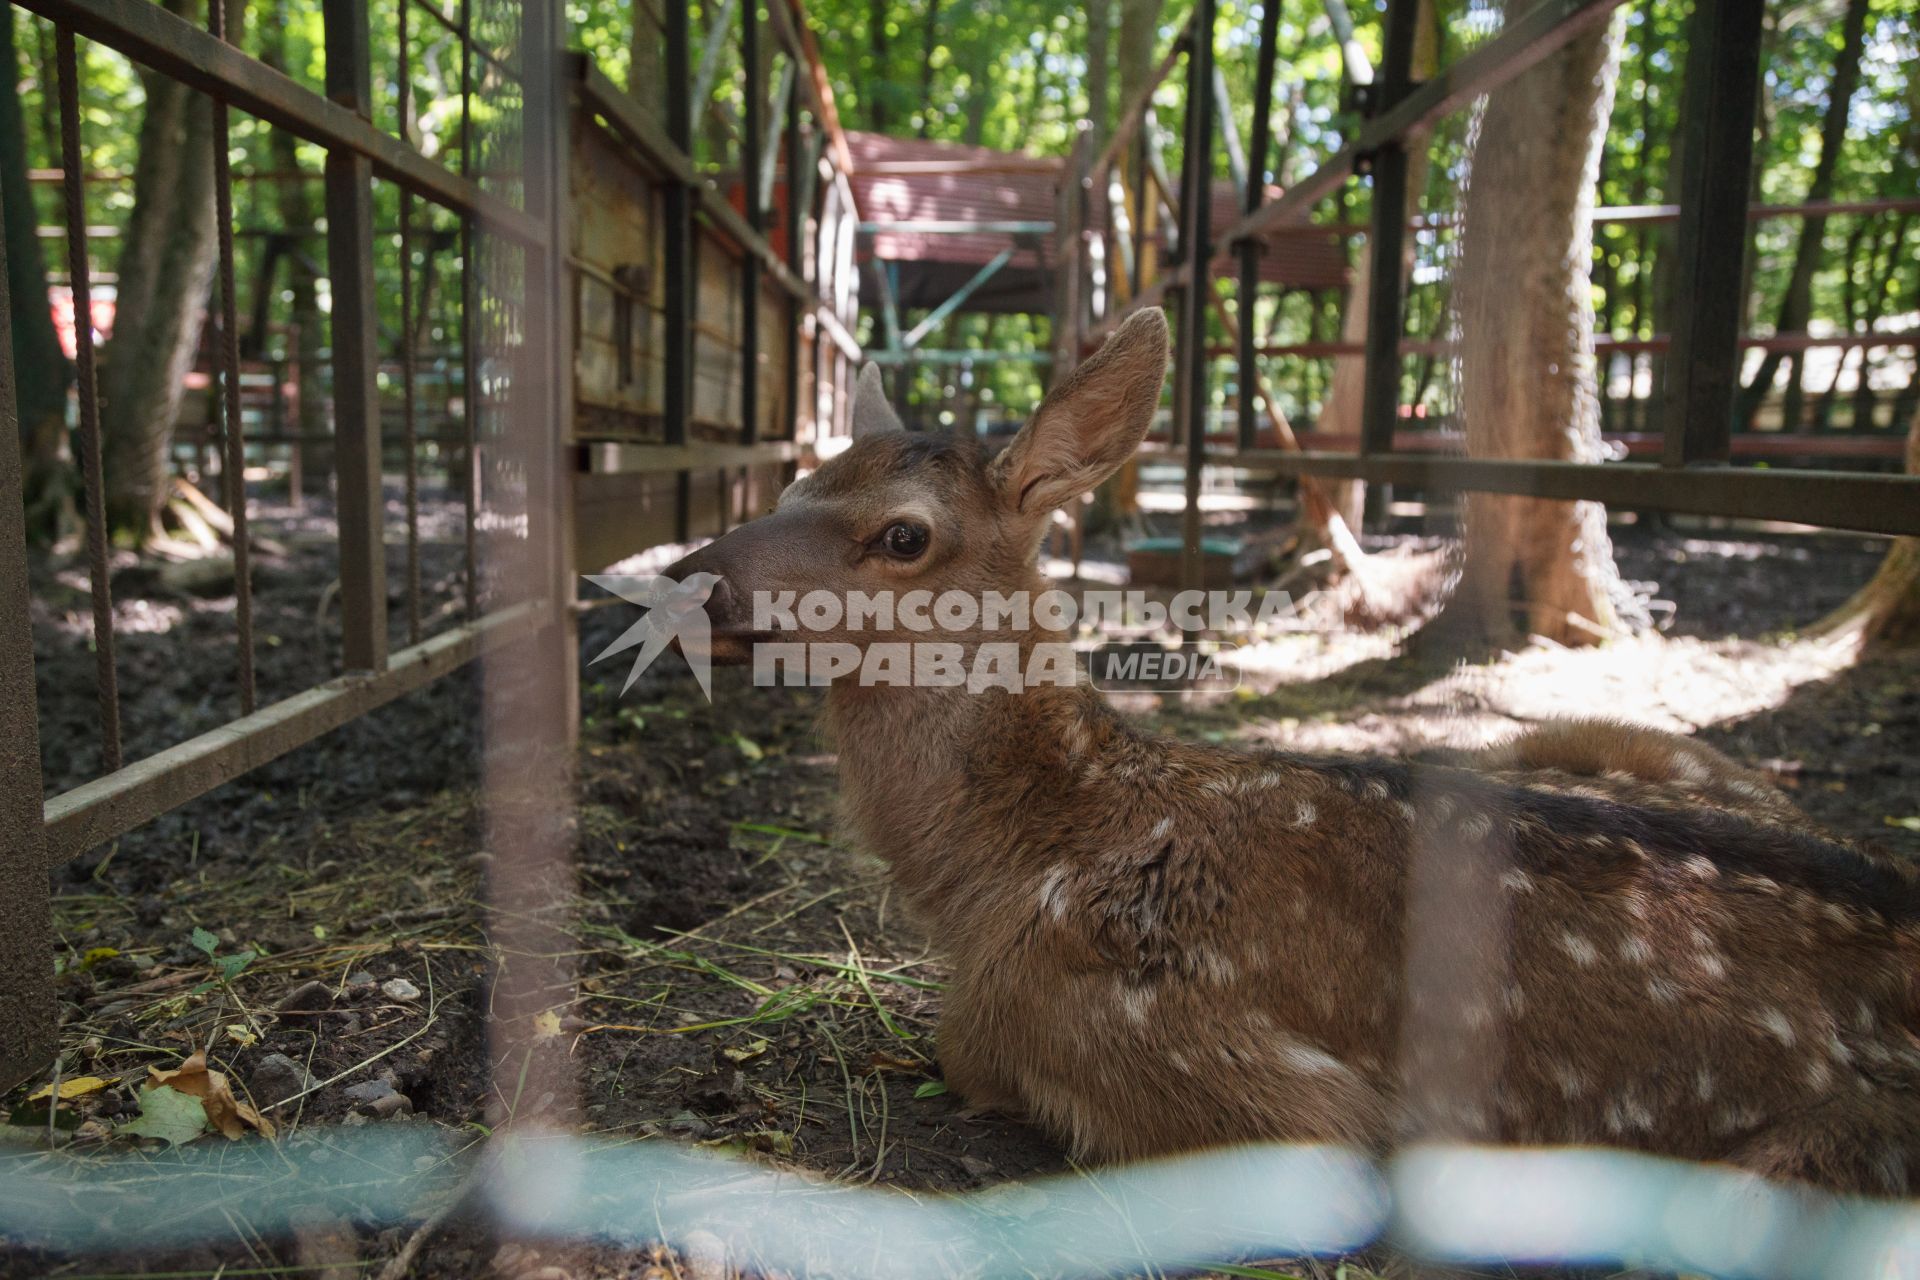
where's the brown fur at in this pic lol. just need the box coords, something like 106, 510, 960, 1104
668, 309, 1920, 1193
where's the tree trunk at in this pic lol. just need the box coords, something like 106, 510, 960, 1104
1815, 404, 1920, 649
259, 1, 326, 497
3, 8, 74, 534
868, 0, 890, 131
98, 0, 238, 538
1422, 6, 1632, 653
629, 0, 661, 110
1316, 0, 1437, 530
917, 0, 942, 139
1086, 0, 1111, 153
1736, 0, 1869, 429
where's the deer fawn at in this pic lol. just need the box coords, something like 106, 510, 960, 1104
667, 309, 1920, 1194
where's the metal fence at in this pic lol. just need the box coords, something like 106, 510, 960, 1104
0, 0, 859, 1094
1053, 0, 1920, 594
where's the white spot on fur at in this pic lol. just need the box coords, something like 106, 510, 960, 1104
1755, 1007, 1796, 1046
1696, 951, 1728, 980
1695, 1068, 1715, 1101
1805, 1059, 1834, 1093
1277, 1040, 1350, 1078
1647, 977, 1682, 1004
1150, 815, 1174, 841
1294, 801, 1318, 828
1460, 813, 1493, 841
1039, 864, 1072, 921
1622, 839, 1648, 860
1669, 752, 1709, 784
1684, 855, 1719, 880
1618, 935, 1654, 966
1195, 948, 1238, 985
1501, 869, 1536, 894
1168, 1050, 1194, 1075
1559, 932, 1600, 967
1553, 1065, 1587, 1098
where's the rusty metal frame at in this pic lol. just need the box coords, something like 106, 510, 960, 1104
1084, 0, 1920, 538
0, 230, 53, 1093
0, 0, 575, 1091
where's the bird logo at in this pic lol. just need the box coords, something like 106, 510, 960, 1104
583, 572, 721, 701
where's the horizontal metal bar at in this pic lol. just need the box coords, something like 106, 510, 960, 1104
1215, 330, 1920, 358
16, 0, 542, 245
41, 602, 544, 865
1144, 431, 1910, 462
579, 440, 807, 474
855, 157, 1062, 176
1221, 0, 1628, 250
863, 348, 1056, 366
858, 220, 1055, 236
1207, 451, 1920, 536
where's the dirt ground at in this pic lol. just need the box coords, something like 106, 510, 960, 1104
4, 509, 1918, 1279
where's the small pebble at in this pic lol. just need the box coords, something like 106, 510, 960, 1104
381, 977, 421, 1001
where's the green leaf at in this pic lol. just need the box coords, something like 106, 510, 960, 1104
214, 951, 256, 982
118, 1085, 211, 1147
733, 733, 764, 763
189, 927, 220, 958
913, 1080, 948, 1099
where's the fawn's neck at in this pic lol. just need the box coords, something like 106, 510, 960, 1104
822, 618, 1090, 917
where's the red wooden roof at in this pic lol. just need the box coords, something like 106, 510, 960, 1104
846, 131, 1350, 314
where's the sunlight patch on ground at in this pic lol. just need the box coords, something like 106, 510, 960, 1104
1226, 633, 1859, 757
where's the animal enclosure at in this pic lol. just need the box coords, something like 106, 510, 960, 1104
4, 0, 1920, 1274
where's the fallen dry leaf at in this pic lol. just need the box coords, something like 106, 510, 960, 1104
532, 1010, 565, 1040
29, 1076, 109, 1102
149, 1050, 275, 1140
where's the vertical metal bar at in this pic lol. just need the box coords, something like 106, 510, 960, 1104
1660, 0, 1763, 467
1357, 0, 1417, 463
1237, 0, 1281, 452
324, 0, 389, 672
0, 215, 55, 1094
784, 104, 804, 440
741, 0, 763, 446
666, 0, 694, 539
399, 0, 421, 644
54, 27, 119, 773
1178, 0, 1216, 594
209, 0, 255, 713
460, 0, 478, 616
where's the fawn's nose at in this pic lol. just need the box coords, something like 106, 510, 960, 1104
663, 541, 751, 632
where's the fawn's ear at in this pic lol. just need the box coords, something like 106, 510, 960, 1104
991, 308, 1169, 515
852, 363, 905, 438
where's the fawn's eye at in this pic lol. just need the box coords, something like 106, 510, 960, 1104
879, 521, 930, 559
